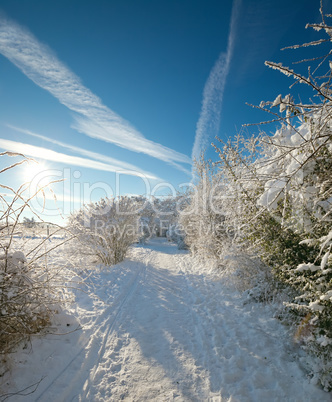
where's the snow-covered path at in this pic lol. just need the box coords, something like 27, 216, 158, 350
1, 238, 330, 401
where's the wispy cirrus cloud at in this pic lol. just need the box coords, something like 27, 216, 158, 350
0, 138, 158, 179
191, 0, 241, 162
6, 124, 160, 179
0, 15, 191, 170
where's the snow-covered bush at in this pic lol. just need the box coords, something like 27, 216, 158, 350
180, 156, 230, 260
137, 197, 156, 243
0, 152, 67, 356
0, 251, 60, 354
248, 13, 332, 389
166, 223, 188, 249
136, 195, 181, 240
182, 5, 332, 390
69, 197, 141, 266
70, 194, 192, 261
180, 151, 276, 296
153, 195, 182, 237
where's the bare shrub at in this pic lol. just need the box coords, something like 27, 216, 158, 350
0, 152, 68, 358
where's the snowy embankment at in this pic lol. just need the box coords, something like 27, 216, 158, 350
0, 238, 329, 401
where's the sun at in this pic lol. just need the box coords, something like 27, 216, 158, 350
23, 160, 48, 183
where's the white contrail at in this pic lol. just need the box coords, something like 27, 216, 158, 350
191, 0, 241, 163
6, 124, 160, 180
0, 138, 158, 179
0, 15, 191, 170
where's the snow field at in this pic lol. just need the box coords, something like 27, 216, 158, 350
0, 238, 330, 401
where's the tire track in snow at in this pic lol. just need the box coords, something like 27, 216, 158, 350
88, 244, 213, 401
34, 250, 151, 402
175, 254, 228, 398
79, 258, 148, 401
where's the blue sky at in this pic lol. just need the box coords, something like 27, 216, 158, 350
0, 0, 329, 224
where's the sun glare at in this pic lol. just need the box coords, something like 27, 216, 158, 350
23, 160, 48, 183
